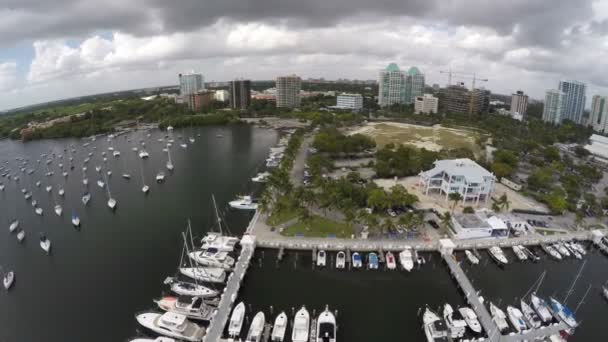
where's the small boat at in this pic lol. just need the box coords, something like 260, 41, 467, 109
58, 188, 65, 196
399, 247, 414, 271
548, 297, 577, 328
32, 200, 37, 207
81, 192, 91, 205
3, 270, 14, 290
507, 306, 528, 332
317, 250, 326, 267
228, 302, 246, 337
521, 245, 540, 262
188, 248, 235, 269
24, 192, 32, 200
165, 278, 219, 298
571, 241, 587, 255
564, 243, 582, 259
179, 267, 226, 284
128, 338, 176, 342
603, 285, 608, 301
336, 251, 346, 269
36, 181, 41, 187
530, 293, 553, 323
156, 172, 166, 183
107, 198, 117, 210
83, 178, 88, 185
107, 170, 112, 177
45, 185, 52, 193
122, 173, 131, 180
95, 166, 101, 173
135, 312, 205, 342
9, 219, 19, 232
200, 232, 239, 252
180, 143, 188, 149
489, 302, 509, 333
541, 244, 562, 260
443, 303, 467, 338
62, 171, 68, 177
142, 185, 150, 193
512, 245, 528, 261
316, 306, 336, 342
132, 147, 138, 152
386, 251, 397, 270
292, 306, 310, 342
97, 180, 105, 188
16, 229, 25, 242
189, 137, 195, 144
247, 311, 265, 342
71, 214, 81, 227
458, 307, 481, 333
166, 161, 174, 171
423, 306, 449, 342
35, 207, 43, 215
368, 252, 379, 270
521, 300, 542, 329
271, 311, 288, 342
54, 204, 63, 216
139, 150, 149, 159
465, 250, 479, 265
553, 243, 570, 257
252, 172, 270, 183
488, 246, 508, 265
154, 296, 216, 321
229, 195, 258, 210
113, 150, 120, 157
352, 252, 362, 268
39, 233, 51, 254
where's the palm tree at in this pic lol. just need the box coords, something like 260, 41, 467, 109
448, 192, 463, 213
498, 193, 511, 212
383, 218, 396, 235
440, 212, 452, 230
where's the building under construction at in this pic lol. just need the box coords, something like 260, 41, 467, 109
442, 84, 490, 115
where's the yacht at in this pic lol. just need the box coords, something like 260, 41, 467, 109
113, 150, 120, 157
521, 300, 542, 329
488, 246, 508, 265
292, 306, 310, 342
36, 181, 41, 187
165, 278, 219, 298
352, 252, 362, 268
135, 312, 205, 342
458, 307, 482, 333
368, 252, 379, 270
188, 248, 235, 269
423, 307, 449, 342
316, 306, 336, 342
71, 214, 81, 227
317, 250, 327, 267
464, 250, 479, 265
443, 303, 466, 339
252, 172, 270, 183
530, 293, 553, 323
489, 302, 509, 333
179, 267, 226, 284
95, 166, 102, 173
512, 245, 528, 261
246, 311, 265, 342
139, 150, 149, 159
336, 251, 346, 269
565, 243, 582, 259
122, 173, 131, 180
155, 296, 216, 321
156, 172, 166, 183
58, 188, 65, 196
142, 185, 150, 194
189, 137, 195, 144
97, 180, 105, 188
180, 143, 188, 149
45, 185, 52, 193
82, 193, 91, 205
399, 247, 414, 271
548, 297, 577, 328
386, 251, 397, 270
200, 232, 239, 252
570, 241, 587, 255
107, 170, 112, 177
83, 178, 89, 186
107, 198, 117, 210
271, 312, 288, 342
9, 219, 19, 233
229, 195, 258, 210
54, 204, 63, 216
507, 306, 528, 332
24, 192, 32, 200
228, 302, 246, 338
16, 229, 25, 242
554, 243, 571, 258
521, 245, 540, 262
35, 207, 43, 215
39, 233, 51, 254
541, 244, 562, 260
3, 270, 14, 290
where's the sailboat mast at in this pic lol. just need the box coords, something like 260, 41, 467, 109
212, 194, 222, 234
574, 284, 592, 314
564, 259, 587, 305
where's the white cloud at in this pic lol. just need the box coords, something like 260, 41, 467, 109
0, 61, 17, 91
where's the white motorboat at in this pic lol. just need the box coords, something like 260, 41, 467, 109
368, 252, 379, 270
36, 181, 41, 187
292, 306, 310, 342
165, 278, 219, 298
603, 285, 608, 301
107, 170, 112, 177
113, 150, 120, 157
83, 178, 88, 185
156, 172, 166, 183
554, 243, 571, 257
489, 302, 509, 333
58, 188, 65, 196
189, 137, 195, 144
228, 302, 246, 337
188, 248, 235, 269
45, 185, 52, 193
9, 219, 19, 232
179, 267, 226, 284
97, 180, 105, 188
135, 312, 205, 342
71, 214, 81, 227
107, 198, 117, 210
166, 150, 174, 171
541, 244, 562, 260
316, 306, 336, 342
142, 185, 150, 193
24, 192, 32, 200
571, 241, 587, 255
35, 207, 43, 215
386, 251, 397, 270
139, 150, 149, 159
246, 311, 265, 342
17, 229, 25, 242
507, 306, 528, 332
132, 147, 138, 152
54, 204, 63, 216
82, 193, 91, 205
443, 303, 466, 339
252, 172, 270, 183
122, 173, 131, 180
465, 250, 479, 265
3, 270, 14, 290
458, 307, 482, 333
399, 247, 414, 271
351, 252, 362, 268
317, 250, 326, 267
512, 245, 528, 261
155, 296, 216, 321
95, 166, 101, 173
62, 171, 68, 178
271, 311, 288, 342
530, 293, 553, 323
200, 232, 239, 252
336, 251, 346, 269
521, 300, 542, 329
32, 200, 37, 207
180, 143, 188, 149
423, 307, 449, 342
564, 242, 582, 259
488, 246, 508, 265
229, 195, 258, 210
39, 234, 51, 254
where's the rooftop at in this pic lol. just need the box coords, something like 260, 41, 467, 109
385, 63, 400, 72
407, 66, 422, 75
453, 213, 491, 229
421, 158, 494, 183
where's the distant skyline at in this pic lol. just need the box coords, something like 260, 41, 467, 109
2, 0, 608, 111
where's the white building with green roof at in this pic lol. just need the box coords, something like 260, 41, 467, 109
378, 63, 425, 107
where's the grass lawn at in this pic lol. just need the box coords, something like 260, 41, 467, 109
281, 215, 353, 238
267, 207, 299, 226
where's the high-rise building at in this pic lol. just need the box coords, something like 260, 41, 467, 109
510, 90, 528, 116
414, 94, 438, 114
214, 90, 229, 102
378, 63, 406, 107
442, 84, 490, 115
558, 80, 586, 124
275, 75, 301, 108
542, 89, 565, 125
591, 95, 608, 133
405, 67, 425, 104
336, 93, 363, 110
229, 79, 251, 110
179, 73, 204, 96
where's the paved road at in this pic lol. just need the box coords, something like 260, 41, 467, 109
290, 135, 313, 186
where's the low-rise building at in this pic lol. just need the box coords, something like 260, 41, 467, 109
335, 93, 363, 110
419, 158, 496, 205
584, 134, 608, 161
186, 91, 214, 112
214, 90, 229, 102
450, 213, 508, 239
414, 94, 438, 114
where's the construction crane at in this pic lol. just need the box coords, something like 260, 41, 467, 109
440, 69, 489, 116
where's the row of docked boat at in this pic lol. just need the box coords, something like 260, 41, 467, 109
540, 241, 586, 260
423, 305, 483, 342
464, 241, 587, 267
228, 304, 337, 342
316, 247, 424, 272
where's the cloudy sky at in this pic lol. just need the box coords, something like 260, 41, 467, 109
2, 0, 608, 110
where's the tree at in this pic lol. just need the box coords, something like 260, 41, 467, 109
367, 188, 389, 211
497, 193, 511, 212
448, 192, 463, 212
383, 218, 396, 234
463, 206, 475, 214
440, 212, 453, 230
491, 162, 513, 179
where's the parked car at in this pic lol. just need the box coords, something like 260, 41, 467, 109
427, 219, 440, 229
